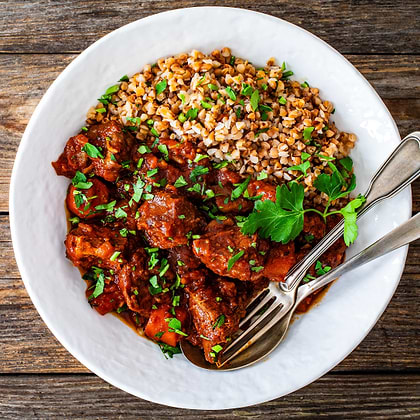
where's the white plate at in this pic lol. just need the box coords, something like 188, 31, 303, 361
10, 7, 410, 410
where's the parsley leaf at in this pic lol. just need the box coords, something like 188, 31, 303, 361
339, 157, 353, 172
227, 250, 245, 271
314, 165, 356, 203
288, 161, 310, 176
71, 171, 93, 189
241, 183, 305, 244
213, 314, 225, 329
250, 89, 260, 111
231, 176, 251, 200
190, 165, 209, 182
155, 79, 167, 95
303, 127, 315, 141
174, 175, 188, 188
340, 195, 366, 245
158, 343, 181, 359
82, 143, 104, 159
225, 87, 237, 101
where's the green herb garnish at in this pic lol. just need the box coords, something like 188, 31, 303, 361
82, 143, 104, 159
227, 250, 245, 271
155, 79, 167, 95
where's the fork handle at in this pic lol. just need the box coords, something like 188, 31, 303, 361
295, 212, 420, 305
283, 132, 420, 292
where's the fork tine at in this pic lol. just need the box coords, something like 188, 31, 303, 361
239, 291, 276, 328
217, 302, 286, 368
220, 299, 283, 357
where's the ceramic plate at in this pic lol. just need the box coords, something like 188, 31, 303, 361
10, 7, 410, 410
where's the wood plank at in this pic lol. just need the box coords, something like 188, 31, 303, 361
1, 211, 419, 373
1, 53, 419, 212
0, 1, 419, 54
1, 374, 419, 418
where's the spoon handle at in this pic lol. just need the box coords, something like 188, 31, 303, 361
295, 212, 420, 305
284, 132, 420, 292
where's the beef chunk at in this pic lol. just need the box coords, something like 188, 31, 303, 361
86, 121, 135, 182
168, 245, 202, 276
302, 213, 327, 241
186, 275, 249, 363
137, 191, 204, 248
117, 249, 153, 317
263, 242, 296, 282
247, 180, 277, 202
65, 223, 127, 270
52, 134, 90, 178
88, 281, 125, 315
192, 226, 268, 282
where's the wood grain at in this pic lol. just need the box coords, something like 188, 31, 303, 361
1, 2, 420, 415
0, 1, 419, 55
1, 374, 419, 419
1, 54, 419, 212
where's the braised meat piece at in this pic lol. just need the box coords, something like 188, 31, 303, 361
52, 121, 135, 182
168, 245, 201, 276
86, 121, 135, 182
153, 138, 198, 166
214, 185, 253, 214
88, 281, 126, 316
52, 134, 90, 178
65, 223, 127, 270
137, 191, 205, 248
117, 249, 153, 317
137, 153, 182, 186
192, 226, 268, 282
186, 275, 249, 363
263, 242, 296, 282
302, 213, 327, 241
247, 180, 277, 202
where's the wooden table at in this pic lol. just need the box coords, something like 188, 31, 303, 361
1, 1, 419, 417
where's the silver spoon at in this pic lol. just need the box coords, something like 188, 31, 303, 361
181, 132, 420, 370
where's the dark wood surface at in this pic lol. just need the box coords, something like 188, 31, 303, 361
1, 1, 419, 418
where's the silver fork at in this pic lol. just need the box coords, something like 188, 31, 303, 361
181, 132, 420, 369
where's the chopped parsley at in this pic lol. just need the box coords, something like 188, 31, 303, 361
138, 145, 151, 154
82, 143, 104, 159
95, 200, 116, 212
303, 127, 315, 141
279, 96, 287, 105
155, 79, 167, 95
174, 175, 188, 188
71, 171, 93, 190
288, 161, 310, 176
114, 207, 128, 219
225, 87, 237, 101
185, 108, 199, 120
190, 165, 209, 182
227, 250, 245, 271
213, 314, 226, 329
158, 343, 181, 359
250, 89, 260, 111
157, 144, 169, 161
231, 176, 251, 200
257, 171, 268, 180
201, 100, 213, 109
